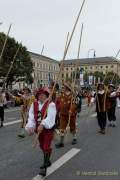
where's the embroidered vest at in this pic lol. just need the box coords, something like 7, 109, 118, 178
34, 100, 49, 128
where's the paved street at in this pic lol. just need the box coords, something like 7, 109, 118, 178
0, 104, 120, 180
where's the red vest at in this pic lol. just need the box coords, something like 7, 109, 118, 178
34, 100, 49, 128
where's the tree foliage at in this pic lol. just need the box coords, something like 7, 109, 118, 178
0, 32, 33, 87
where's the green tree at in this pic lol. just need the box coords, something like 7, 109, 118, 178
0, 32, 33, 88
104, 71, 120, 85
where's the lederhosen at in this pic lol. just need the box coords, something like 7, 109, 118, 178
34, 100, 54, 154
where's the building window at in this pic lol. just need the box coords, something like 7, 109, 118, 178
111, 65, 114, 68
106, 66, 108, 68
101, 66, 103, 69
66, 68, 68, 71
90, 66, 93, 69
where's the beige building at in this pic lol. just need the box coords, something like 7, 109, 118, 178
12, 52, 59, 89
63, 57, 120, 80
30, 52, 59, 88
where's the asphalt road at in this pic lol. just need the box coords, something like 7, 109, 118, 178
0, 104, 120, 180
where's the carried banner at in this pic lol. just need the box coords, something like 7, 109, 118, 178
80, 73, 84, 86
89, 75, 93, 85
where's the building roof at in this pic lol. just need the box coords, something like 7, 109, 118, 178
63, 57, 120, 65
29, 51, 59, 64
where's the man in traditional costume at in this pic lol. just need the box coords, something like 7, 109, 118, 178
96, 83, 107, 134
10, 87, 35, 137
106, 84, 117, 127
55, 82, 78, 148
25, 87, 56, 177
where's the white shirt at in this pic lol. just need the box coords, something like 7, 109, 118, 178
25, 100, 56, 131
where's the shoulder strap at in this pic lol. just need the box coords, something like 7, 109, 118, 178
34, 101, 39, 122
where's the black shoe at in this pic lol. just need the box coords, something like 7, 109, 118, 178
39, 168, 47, 177
40, 161, 51, 169
108, 123, 112, 127
0, 124, 3, 128
18, 134, 25, 138
101, 129, 106, 134
55, 143, 64, 148
98, 129, 102, 133
112, 124, 116, 127
72, 139, 77, 145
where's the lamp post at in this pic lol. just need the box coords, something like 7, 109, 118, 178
88, 49, 96, 58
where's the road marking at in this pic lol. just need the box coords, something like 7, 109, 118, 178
90, 113, 97, 117
5, 108, 20, 113
82, 104, 87, 107
7, 117, 16, 120
4, 119, 21, 126
32, 148, 81, 180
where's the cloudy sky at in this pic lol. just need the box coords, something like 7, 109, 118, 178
0, 0, 120, 60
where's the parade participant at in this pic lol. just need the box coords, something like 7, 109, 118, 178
9, 87, 35, 137
106, 84, 117, 127
55, 82, 78, 148
86, 89, 92, 106
116, 86, 120, 108
75, 89, 82, 113
0, 88, 6, 128
96, 83, 107, 134
18, 87, 35, 138
25, 87, 56, 177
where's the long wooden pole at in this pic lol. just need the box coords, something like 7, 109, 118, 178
61, 32, 69, 84
0, 24, 12, 63
41, 45, 44, 55
2, 43, 21, 90
33, 0, 86, 147
67, 23, 84, 130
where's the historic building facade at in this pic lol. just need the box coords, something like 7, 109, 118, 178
62, 57, 120, 80
30, 52, 59, 88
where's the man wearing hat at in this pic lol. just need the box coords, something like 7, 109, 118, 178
55, 82, 78, 148
96, 83, 107, 134
25, 87, 56, 176
106, 84, 117, 127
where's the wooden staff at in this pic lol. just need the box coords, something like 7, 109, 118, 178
32, 0, 86, 147
103, 48, 120, 83
0, 24, 12, 63
61, 32, 69, 84
41, 45, 44, 55
67, 24, 84, 131
2, 43, 21, 90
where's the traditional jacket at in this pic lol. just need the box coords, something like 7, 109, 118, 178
59, 92, 72, 116
25, 100, 56, 132
106, 91, 116, 110
96, 90, 107, 112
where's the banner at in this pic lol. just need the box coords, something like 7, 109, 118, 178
89, 75, 93, 85
80, 73, 84, 86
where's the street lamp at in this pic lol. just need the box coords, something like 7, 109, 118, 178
88, 49, 96, 58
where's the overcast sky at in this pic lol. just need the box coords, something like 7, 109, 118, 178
0, 0, 120, 60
